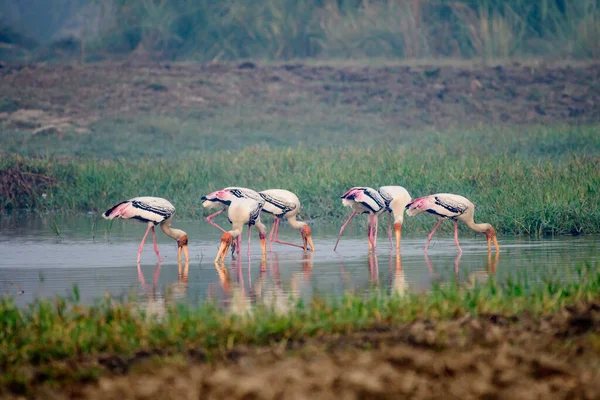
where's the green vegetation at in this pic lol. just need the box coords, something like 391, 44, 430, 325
1, 262, 599, 394
3, 0, 600, 62
1, 125, 599, 235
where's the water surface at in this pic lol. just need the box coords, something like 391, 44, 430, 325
0, 215, 598, 312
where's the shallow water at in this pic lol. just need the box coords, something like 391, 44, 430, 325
0, 215, 598, 313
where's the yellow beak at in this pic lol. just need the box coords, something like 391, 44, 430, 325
215, 240, 231, 263
260, 236, 267, 256
393, 222, 402, 251
303, 234, 315, 252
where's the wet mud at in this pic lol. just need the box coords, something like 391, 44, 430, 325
7, 301, 600, 399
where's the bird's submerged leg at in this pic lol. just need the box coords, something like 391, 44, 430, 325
424, 219, 443, 253
151, 226, 163, 263
137, 223, 153, 264
334, 211, 358, 251
206, 208, 228, 233
453, 220, 463, 253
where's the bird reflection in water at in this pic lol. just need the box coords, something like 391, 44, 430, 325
136, 259, 190, 319
213, 252, 314, 316
465, 252, 500, 288
389, 252, 408, 297
368, 252, 379, 286
424, 251, 499, 286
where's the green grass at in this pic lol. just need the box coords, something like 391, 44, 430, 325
1, 262, 599, 394
1, 125, 599, 235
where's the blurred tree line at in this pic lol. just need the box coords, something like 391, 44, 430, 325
1, 0, 598, 62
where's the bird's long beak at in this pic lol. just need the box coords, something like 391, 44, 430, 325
177, 235, 189, 263
260, 234, 267, 256
303, 234, 315, 252
215, 233, 233, 263
486, 229, 500, 253
393, 222, 402, 251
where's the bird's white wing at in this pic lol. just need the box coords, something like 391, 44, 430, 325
259, 189, 298, 216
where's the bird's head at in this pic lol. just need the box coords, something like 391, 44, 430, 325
485, 226, 500, 253
301, 225, 315, 252
215, 232, 234, 263
176, 234, 189, 263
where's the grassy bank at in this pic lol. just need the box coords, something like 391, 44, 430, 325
2, 125, 599, 235
1, 263, 599, 395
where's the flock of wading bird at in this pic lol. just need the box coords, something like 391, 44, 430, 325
102, 186, 500, 265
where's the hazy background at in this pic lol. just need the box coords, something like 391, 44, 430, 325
1, 0, 598, 63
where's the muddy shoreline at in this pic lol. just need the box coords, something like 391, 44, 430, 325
1, 61, 599, 136
5, 301, 600, 399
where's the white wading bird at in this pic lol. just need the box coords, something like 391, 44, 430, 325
214, 198, 268, 262
259, 189, 314, 252
405, 193, 499, 253
378, 186, 412, 251
334, 187, 386, 251
102, 196, 189, 263
201, 187, 265, 233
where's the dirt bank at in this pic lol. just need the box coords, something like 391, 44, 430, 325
0, 61, 599, 135
6, 301, 600, 399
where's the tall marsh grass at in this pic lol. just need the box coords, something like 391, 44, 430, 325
5, 0, 600, 62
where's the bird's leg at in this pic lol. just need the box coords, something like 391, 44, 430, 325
247, 225, 252, 258
334, 211, 358, 251
387, 212, 393, 247
206, 208, 227, 233
274, 218, 280, 242
273, 218, 306, 250
237, 235, 242, 256
367, 214, 375, 250
151, 226, 163, 263
373, 215, 379, 248
453, 220, 463, 253
424, 219, 443, 253
268, 219, 278, 251
137, 223, 153, 264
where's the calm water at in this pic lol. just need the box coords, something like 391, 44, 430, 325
0, 215, 598, 314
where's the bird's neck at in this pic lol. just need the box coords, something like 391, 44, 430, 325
287, 216, 306, 230
464, 218, 491, 234
160, 220, 186, 240
229, 222, 244, 238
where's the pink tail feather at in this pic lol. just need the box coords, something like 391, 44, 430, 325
103, 201, 133, 220
405, 196, 430, 217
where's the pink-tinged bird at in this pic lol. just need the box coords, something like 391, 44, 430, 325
201, 187, 264, 233
259, 189, 315, 252
378, 186, 412, 251
102, 196, 189, 263
334, 187, 386, 251
214, 198, 268, 262
405, 193, 499, 253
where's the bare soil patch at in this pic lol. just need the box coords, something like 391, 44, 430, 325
6, 301, 600, 399
0, 61, 598, 134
